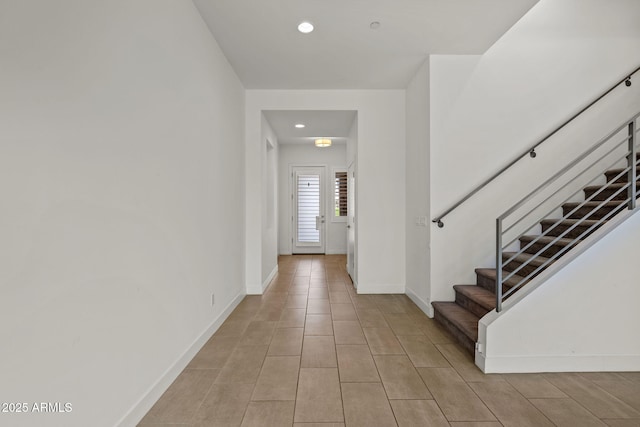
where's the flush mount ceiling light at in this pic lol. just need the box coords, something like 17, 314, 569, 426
314, 138, 332, 148
295, 123, 305, 128
298, 21, 314, 34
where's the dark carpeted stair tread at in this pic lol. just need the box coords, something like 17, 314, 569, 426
605, 166, 640, 182
502, 251, 551, 267
562, 200, 626, 220
519, 235, 578, 257
584, 182, 640, 201
540, 218, 600, 227
563, 200, 623, 207
475, 268, 527, 290
432, 302, 479, 344
502, 252, 553, 278
584, 182, 633, 193
519, 235, 575, 246
540, 218, 605, 239
454, 285, 496, 317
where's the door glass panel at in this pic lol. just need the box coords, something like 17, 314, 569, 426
297, 174, 320, 243
334, 171, 348, 217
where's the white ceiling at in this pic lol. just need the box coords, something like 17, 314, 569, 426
193, 0, 539, 89
263, 110, 356, 145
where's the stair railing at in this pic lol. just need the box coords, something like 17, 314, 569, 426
432, 65, 640, 228
495, 112, 639, 312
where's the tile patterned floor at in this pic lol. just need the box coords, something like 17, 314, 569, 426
138, 255, 640, 427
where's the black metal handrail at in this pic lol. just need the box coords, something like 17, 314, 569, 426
432, 64, 640, 228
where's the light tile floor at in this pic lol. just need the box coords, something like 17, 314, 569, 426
139, 255, 640, 427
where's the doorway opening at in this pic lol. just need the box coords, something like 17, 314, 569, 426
261, 110, 358, 286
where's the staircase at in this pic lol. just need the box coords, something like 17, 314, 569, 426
431, 157, 640, 356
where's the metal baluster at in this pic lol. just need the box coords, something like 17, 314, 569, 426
629, 120, 637, 210
496, 218, 503, 312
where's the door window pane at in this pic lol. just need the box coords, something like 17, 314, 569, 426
297, 174, 320, 243
334, 171, 348, 217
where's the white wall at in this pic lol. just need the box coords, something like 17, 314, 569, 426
346, 117, 359, 282
405, 60, 432, 315
246, 90, 406, 294
278, 143, 348, 255
429, 0, 640, 302
347, 117, 358, 168
0, 1, 245, 426
479, 211, 640, 372
261, 115, 279, 288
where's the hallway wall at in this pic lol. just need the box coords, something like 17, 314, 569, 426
261, 115, 279, 288
405, 59, 432, 315
0, 1, 246, 426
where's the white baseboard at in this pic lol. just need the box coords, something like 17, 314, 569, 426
405, 287, 434, 318
325, 249, 347, 255
117, 292, 245, 427
475, 351, 487, 372
481, 353, 640, 374
245, 284, 262, 294
261, 265, 278, 293
246, 265, 278, 295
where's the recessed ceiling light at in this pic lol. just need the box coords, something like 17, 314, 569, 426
370, 21, 381, 30
298, 21, 314, 34
295, 123, 305, 128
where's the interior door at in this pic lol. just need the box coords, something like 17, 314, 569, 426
347, 162, 356, 283
293, 166, 326, 254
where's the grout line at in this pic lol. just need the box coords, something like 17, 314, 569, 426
292, 266, 303, 425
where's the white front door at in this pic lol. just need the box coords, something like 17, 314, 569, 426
293, 166, 326, 254
347, 162, 356, 283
